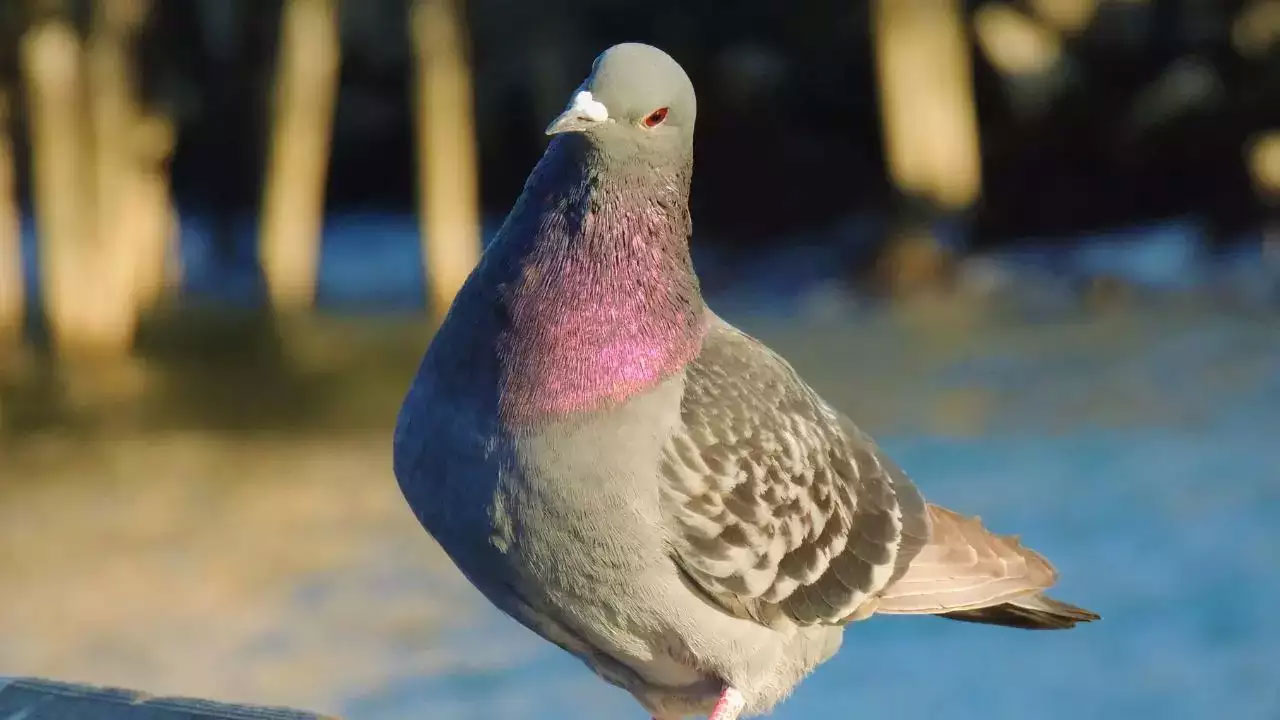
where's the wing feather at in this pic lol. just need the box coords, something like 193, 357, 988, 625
660, 318, 930, 627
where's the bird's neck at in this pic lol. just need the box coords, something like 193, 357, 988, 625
491, 137, 704, 424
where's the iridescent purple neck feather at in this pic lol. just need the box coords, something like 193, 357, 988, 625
486, 135, 704, 424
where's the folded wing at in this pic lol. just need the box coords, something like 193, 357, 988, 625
660, 318, 930, 628
661, 316, 1097, 631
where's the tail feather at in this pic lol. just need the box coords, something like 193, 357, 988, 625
874, 504, 1098, 630
941, 592, 1100, 630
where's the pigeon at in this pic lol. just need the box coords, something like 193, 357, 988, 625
394, 42, 1097, 720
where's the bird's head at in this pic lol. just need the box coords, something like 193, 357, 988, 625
545, 43, 696, 161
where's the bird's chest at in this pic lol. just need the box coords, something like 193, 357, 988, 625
481, 374, 710, 689
492, 373, 686, 583
408, 365, 703, 688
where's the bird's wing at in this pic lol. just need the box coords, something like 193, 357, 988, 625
660, 317, 931, 627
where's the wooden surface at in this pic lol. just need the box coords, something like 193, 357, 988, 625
0, 677, 335, 719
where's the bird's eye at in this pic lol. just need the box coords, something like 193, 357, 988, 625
643, 107, 669, 128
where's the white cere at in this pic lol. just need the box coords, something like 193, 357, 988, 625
568, 90, 610, 122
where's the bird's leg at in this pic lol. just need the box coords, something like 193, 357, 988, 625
707, 686, 745, 720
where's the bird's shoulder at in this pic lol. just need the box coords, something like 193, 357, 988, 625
660, 315, 929, 627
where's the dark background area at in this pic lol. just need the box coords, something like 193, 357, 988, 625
8, 0, 1277, 255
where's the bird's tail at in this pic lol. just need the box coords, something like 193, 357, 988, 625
939, 592, 1100, 629
873, 505, 1099, 630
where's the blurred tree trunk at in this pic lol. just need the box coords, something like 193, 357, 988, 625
0, 87, 21, 347
126, 112, 178, 310
872, 0, 981, 296
20, 13, 121, 353
88, 0, 176, 315
873, 0, 982, 210
411, 0, 481, 319
1247, 131, 1279, 248
259, 0, 340, 312
20, 0, 173, 356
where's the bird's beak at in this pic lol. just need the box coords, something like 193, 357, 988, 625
545, 90, 610, 136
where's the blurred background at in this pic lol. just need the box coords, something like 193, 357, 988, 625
1, 0, 1277, 718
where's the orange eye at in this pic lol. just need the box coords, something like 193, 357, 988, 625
644, 107, 669, 127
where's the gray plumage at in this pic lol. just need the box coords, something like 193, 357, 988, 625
394, 43, 1096, 719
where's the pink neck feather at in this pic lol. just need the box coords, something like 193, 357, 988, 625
495, 139, 704, 424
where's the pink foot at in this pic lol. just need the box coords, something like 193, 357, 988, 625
708, 686, 745, 720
